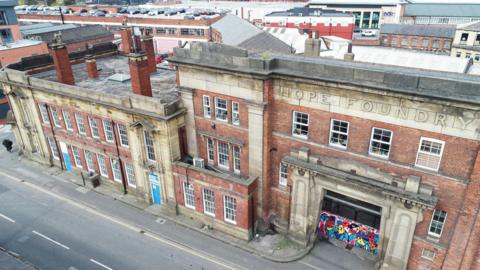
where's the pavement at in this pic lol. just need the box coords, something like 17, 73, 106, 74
0, 125, 376, 270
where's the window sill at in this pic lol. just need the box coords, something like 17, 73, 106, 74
292, 134, 308, 140
224, 219, 237, 225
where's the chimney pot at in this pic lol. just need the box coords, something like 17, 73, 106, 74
128, 53, 152, 97
140, 35, 156, 73
85, 55, 98, 79
50, 39, 74, 85
120, 26, 133, 55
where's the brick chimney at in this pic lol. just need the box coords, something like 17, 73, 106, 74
140, 35, 156, 73
50, 32, 74, 85
120, 26, 133, 54
85, 55, 98, 79
128, 53, 152, 97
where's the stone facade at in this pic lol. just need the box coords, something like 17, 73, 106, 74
170, 42, 480, 270
0, 60, 184, 210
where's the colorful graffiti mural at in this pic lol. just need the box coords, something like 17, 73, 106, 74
318, 211, 380, 254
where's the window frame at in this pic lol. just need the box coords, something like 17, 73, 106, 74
428, 209, 447, 238
102, 120, 115, 143
415, 137, 445, 171
96, 153, 108, 177
291, 111, 309, 139
117, 124, 129, 147
50, 106, 62, 128
75, 112, 86, 135
47, 137, 60, 160
88, 116, 100, 139
329, 119, 350, 149
279, 163, 288, 187
233, 146, 240, 174
39, 104, 50, 124
232, 101, 240, 126
183, 182, 195, 209
110, 158, 122, 183
368, 127, 393, 159
217, 141, 230, 170
207, 138, 214, 164
203, 188, 215, 216
203, 95, 211, 118
144, 130, 156, 162
84, 150, 95, 172
223, 195, 237, 224
214, 97, 228, 122
63, 110, 73, 131
124, 162, 136, 187
71, 145, 82, 168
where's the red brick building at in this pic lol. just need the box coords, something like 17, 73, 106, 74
170, 42, 480, 269
263, 7, 355, 40
379, 23, 456, 54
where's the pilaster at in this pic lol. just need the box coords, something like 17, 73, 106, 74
179, 87, 197, 157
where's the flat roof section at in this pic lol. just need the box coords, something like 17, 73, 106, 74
32, 55, 178, 103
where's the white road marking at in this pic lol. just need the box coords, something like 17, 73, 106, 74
0, 169, 243, 270
90, 259, 113, 270
32, 230, 70, 250
0, 213, 15, 223
299, 260, 326, 270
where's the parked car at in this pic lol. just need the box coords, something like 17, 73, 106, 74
361, 29, 376, 37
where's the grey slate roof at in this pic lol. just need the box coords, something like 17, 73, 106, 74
21, 23, 78, 36
266, 7, 351, 18
212, 14, 293, 54
24, 25, 113, 45
380, 23, 456, 38
405, 4, 480, 18
459, 21, 480, 31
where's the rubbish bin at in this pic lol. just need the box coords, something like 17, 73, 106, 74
85, 171, 100, 188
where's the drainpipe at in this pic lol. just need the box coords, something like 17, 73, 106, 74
45, 104, 65, 170
112, 120, 128, 195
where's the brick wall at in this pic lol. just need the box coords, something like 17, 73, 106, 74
380, 34, 452, 53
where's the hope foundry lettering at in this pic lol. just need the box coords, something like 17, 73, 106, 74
278, 88, 476, 131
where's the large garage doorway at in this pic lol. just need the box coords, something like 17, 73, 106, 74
318, 190, 381, 254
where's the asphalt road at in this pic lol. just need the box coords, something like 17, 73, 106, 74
0, 125, 372, 270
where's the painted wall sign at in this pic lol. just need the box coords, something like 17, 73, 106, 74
275, 86, 479, 140
318, 211, 380, 254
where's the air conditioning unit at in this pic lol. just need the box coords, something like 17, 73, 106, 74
193, 157, 205, 169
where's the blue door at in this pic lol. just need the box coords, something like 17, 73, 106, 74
149, 173, 161, 205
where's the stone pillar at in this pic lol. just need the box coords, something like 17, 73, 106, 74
179, 88, 197, 157
287, 168, 312, 246
140, 35, 157, 73
248, 102, 265, 217
382, 206, 421, 270
85, 55, 98, 79
128, 53, 152, 97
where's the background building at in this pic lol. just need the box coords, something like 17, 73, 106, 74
401, 3, 480, 25
21, 23, 113, 52
307, 0, 402, 29
451, 21, 480, 62
379, 23, 455, 54
263, 7, 355, 40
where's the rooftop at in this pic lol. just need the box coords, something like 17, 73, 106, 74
0, 39, 44, 50
32, 55, 178, 103
380, 23, 456, 38
404, 3, 480, 17
458, 21, 480, 31
308, 0, 401, 6
212, 14, 293, 54
21, 23, 77, 36
266, 7, 353, 18
22, 24, 113, 45
171, 42, 480, 105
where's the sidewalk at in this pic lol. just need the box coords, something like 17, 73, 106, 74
0, 248, 39, 270
2, 152, 312, 264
